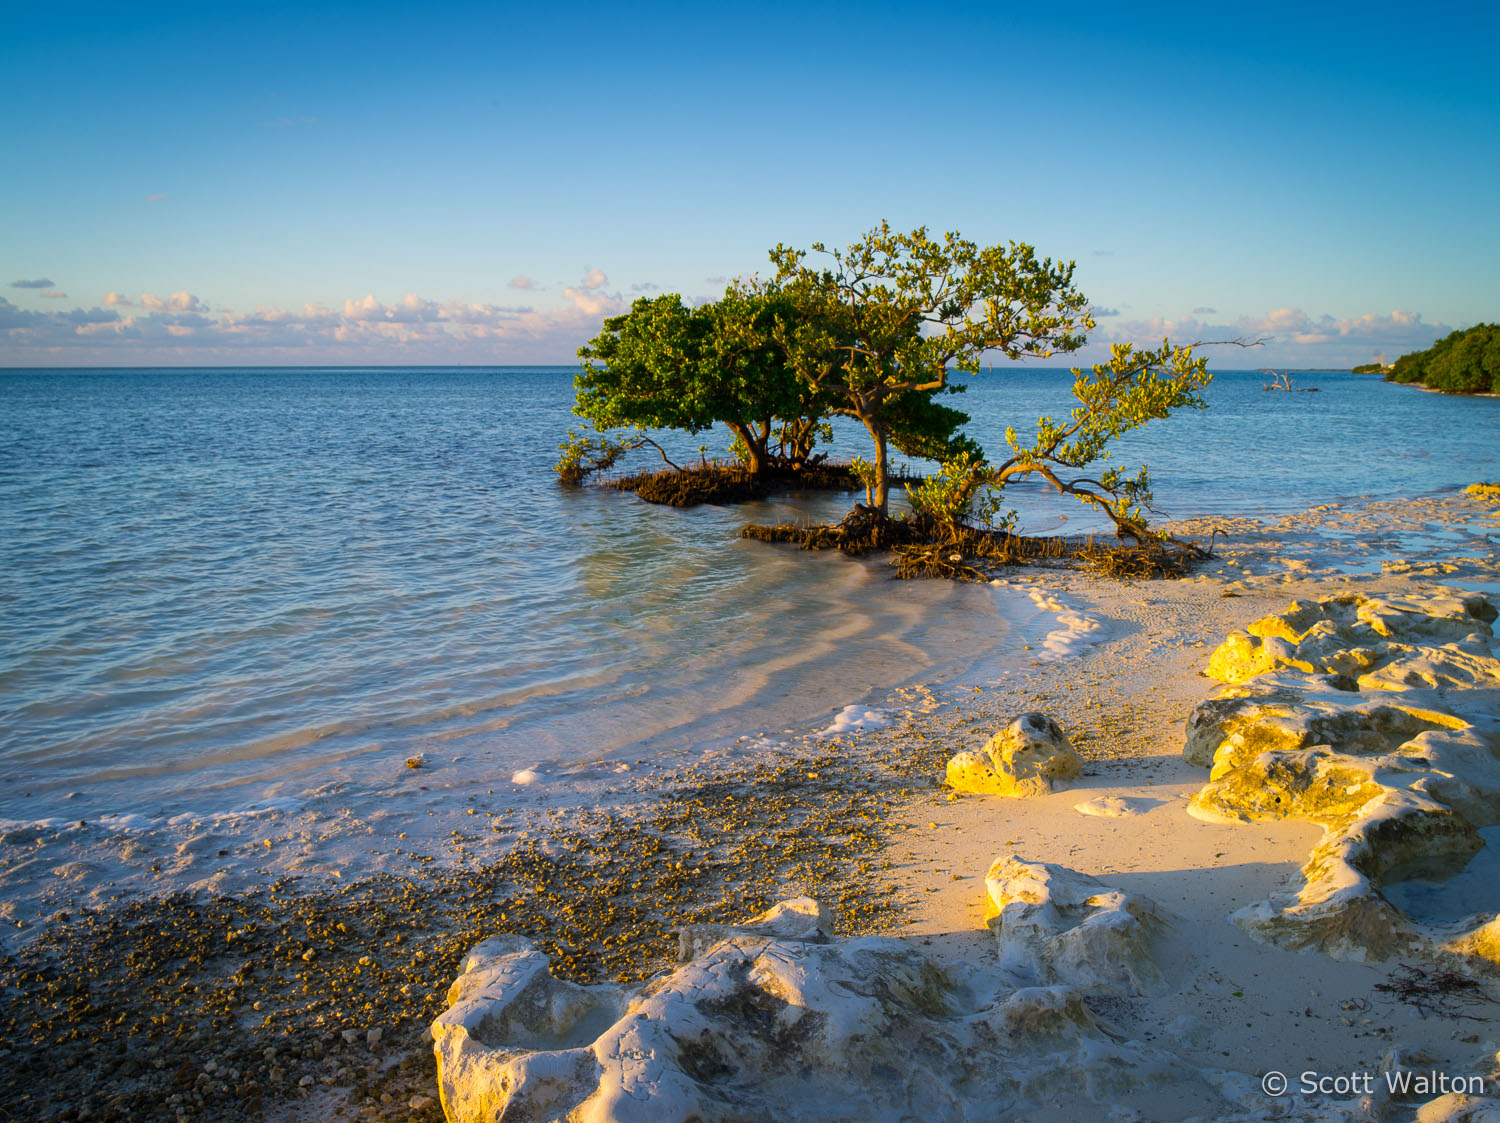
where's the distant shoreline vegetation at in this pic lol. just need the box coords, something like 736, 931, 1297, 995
1382, 323, 1500, 394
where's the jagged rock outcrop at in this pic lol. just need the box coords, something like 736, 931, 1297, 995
1205, 588, 1498, 690
945, 712, 1083, 797
1184, 589, 1500, 963
432, 894, 1186, 1123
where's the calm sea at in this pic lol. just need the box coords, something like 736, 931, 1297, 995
2, 367, 1497, 822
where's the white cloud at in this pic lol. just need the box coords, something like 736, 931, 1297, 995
578, 268, 608, 290
141, 291, 208, 313
0, 284, 597, 363
17, 286, 1444, 369
562, 287, 624, 317
145, 194, 167, 203
508, 275, 536, 290
1085, 307, 1453, 367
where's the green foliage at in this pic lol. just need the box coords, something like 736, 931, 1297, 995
848, 455, 879, 506
904, 450, 1015, 540
1350, 362, 1382, 374
555, 427, 643, 484
554, 425, 681, 484
1384, 324, 1500, 394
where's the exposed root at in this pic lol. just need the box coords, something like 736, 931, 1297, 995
740, 506, 925, 556
603, 462, 915, 508
743, 512, 1201, 581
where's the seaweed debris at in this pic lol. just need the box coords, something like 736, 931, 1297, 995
1374, 963, 1500, 1021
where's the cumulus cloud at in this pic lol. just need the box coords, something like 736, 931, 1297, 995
704, 275, 728, 284
11, 278, 55, 289
562, 286, 625, 318
1089, 305, 1120, 317
1084, 306, 1453, 367
144, 194, 168, 203
578, 268, 608, 291
1192, 306, 1217, 315
0, 297, 43, 329
631, 282, 661, 293
102, 292, 134, 307
507, 275, 537, 290
141, 292, 209, 314
40, 290, 67, 299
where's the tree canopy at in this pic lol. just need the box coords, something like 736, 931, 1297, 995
1385, 324, 1500, 394
767, 222, 1092, 511
573, 287, 824, 475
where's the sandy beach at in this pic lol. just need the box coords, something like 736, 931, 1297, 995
4, 487, 1499, 1122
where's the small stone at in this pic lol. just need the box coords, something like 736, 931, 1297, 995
367, 1027, 383, 1047
299, 1075, 315, 1087
408, 1094, 433, 1110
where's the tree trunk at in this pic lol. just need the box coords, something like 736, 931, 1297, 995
863, 418, 890, 513
725, 422, 767, 475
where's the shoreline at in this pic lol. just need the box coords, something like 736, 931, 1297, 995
3, 488, 1499, 1121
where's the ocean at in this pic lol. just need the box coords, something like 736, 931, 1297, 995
2, 366, 1498, 828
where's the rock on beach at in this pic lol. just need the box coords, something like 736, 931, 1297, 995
945, 712, 1083, 797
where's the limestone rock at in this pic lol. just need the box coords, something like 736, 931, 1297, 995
434, 895, 1188, 1123
946, 712, 1082, 797
985, 856, 1165, 994
1184, 588, 1500, 963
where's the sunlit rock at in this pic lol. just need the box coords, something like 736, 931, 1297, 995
1204, 590, 1498, 689
945, 712, 1082, 797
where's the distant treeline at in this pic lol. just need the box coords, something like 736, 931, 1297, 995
1384, 323, 1500, 394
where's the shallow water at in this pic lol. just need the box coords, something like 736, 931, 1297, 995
1381, 826, 1500, 927
1, 366, 1497, 824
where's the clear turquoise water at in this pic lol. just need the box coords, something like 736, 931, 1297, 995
1, 367, 1496, 822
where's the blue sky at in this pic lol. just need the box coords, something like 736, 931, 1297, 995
3, 0, 1497, 367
